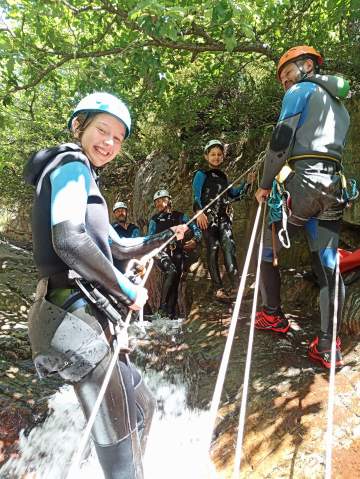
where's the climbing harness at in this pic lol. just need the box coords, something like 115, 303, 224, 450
342, 176, 359, 205
205, 203, 264, 456
65, 260, 154, 478
324, 252, 340, 479
232, 205, 266, 478
268, 180, 291, 253
287, 154, 359, 206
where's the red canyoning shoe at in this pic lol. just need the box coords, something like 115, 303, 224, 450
255, 310, 290, 333
308, 336, 344, 369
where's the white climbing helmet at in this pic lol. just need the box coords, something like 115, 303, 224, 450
68, 92, 131, 138
204, 139, 224, 153
153, 189, 171, 202
113, 201, 128, 212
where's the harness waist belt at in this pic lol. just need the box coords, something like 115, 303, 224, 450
47, 270, 73, 289
288, 154, 342, 168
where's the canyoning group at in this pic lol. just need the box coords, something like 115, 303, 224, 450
24, 45, 358, 478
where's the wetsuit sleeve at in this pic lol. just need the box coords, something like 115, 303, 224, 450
131, 227, 141, 238
109, 225, 172, 260
228, 181, 249, 200
147, 219, 157, 236
260, 82, 316, 189
50, 162, 137, 305
182, 213, 202, 242
192, 170, 207, 211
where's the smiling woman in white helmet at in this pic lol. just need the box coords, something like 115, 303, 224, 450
24, 91, 188, 478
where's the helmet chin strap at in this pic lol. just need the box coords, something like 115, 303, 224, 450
295, 61, 314, 81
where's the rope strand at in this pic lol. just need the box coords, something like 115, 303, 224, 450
324, 251, 340, 479
65, 260, 155, 477
232, 204, 266, 478
206, 203, 263, 455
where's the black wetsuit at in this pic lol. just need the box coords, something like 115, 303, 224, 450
24, 143, 174, 479
113, 223, 140, 239
192, 168, 249, 290
148, 210, 201, 318
112, 222, 141, 273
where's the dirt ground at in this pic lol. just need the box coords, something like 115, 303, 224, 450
0, 239, 359, 478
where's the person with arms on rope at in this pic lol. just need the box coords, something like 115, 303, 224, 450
24, 92, 187, 479
255, 46, 354, 369
148, 189, 202, 319
193, 139, 255, 303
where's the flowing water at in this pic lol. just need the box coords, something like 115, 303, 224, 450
0, 320, 218, 479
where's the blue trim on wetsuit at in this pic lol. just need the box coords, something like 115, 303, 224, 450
192, 170, 207, 209
50, 162, 91, 226
129, 227, 140, 238
183, 213, 202, 242
279, 82, 317, 128
193, 170, 247, 208
320, 247, 337, 270
262, 246, 274, 262
112, 223, 141, 239
147, 219, 157, 236
304, 218, 318, 242
50, 163, 137, 302
228, 182, 248, 199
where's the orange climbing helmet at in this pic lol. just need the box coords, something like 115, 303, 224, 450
277, 45, 323, 80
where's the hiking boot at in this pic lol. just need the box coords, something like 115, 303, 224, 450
308, 336, 344, 369
214, 288, 233, 303
255, 310, 290, 333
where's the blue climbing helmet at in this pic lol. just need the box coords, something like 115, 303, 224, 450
68, 92, 131, 139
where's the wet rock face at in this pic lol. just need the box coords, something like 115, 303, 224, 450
0, 240, 62, 466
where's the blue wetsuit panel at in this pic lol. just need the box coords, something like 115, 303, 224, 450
192, 171, 207, 209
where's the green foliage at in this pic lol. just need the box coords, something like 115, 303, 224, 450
0, 0, 358, 206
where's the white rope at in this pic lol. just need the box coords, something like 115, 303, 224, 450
324, 251, 340, 479
65, 259, 154, 478
232, 204, 266, 478
206, 203, 263, 455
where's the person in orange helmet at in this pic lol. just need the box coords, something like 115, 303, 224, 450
254, 46, 352, 369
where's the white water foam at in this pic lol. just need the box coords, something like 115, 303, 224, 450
0, 369, 217, 479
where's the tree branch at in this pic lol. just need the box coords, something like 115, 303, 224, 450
60, 0, 101, 14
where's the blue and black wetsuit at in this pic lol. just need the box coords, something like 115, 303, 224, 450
112, 222, 141, 273
24, 143, 174, 479
113, 222, 141, 239
192, 168, 249, 290
259, 74, 350, 346
148, 210, 201, 318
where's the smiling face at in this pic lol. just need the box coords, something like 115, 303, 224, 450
204, 146, 224, 168
73, 113, 126, 167
279, 58, 314, 91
